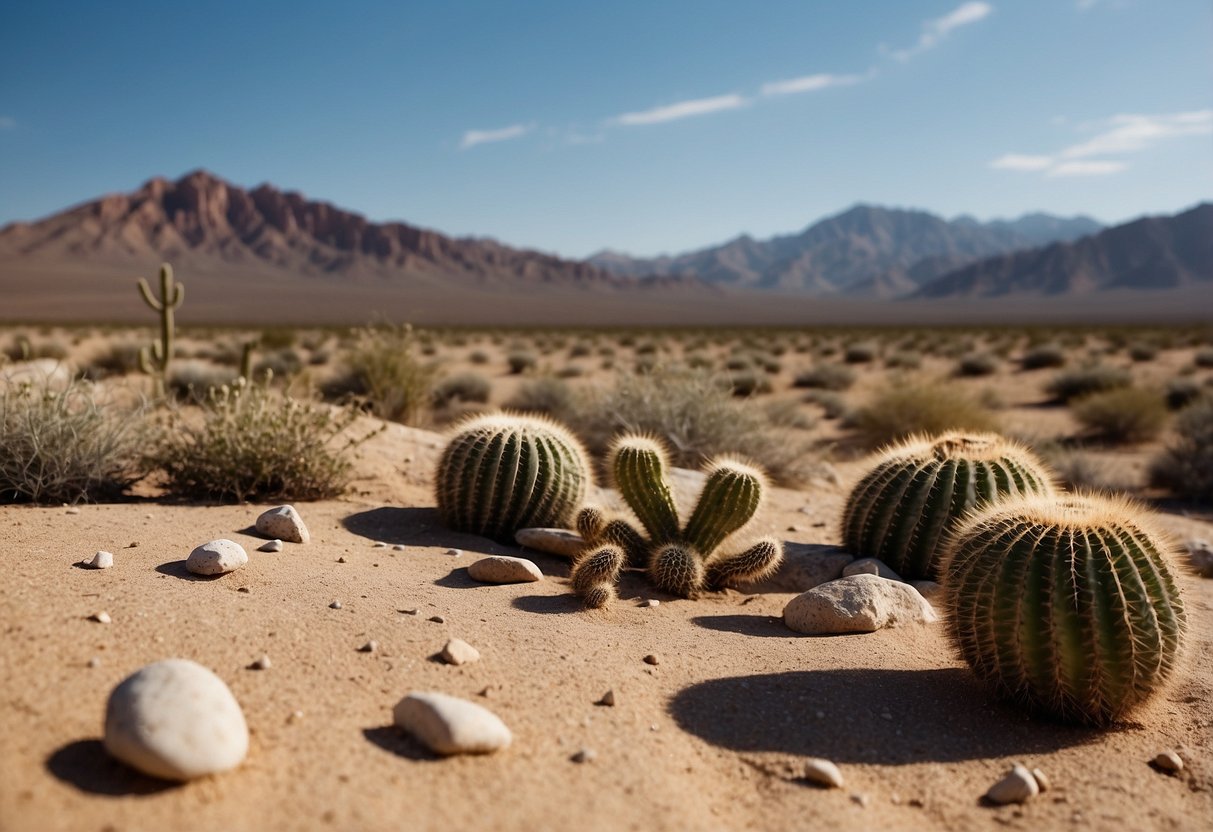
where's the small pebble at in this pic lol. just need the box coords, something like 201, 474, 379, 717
804, 757, 845, 789
440, 638, 481, 666
643, 654, 660, 666
392, 544, 407, 552
186, 539, 248, 576
468, 555, 543, 584
337, 556, 347, 563
65, 507, 81, 515
358, 640, 379, 653
258, 539, 283, 553
393, 691, 512, 755
84, 550, 114, 569
1153, 750, 1184, 774
1031, 767, 1051, 792
445, 548, 462, 557
249, 655, 271, 671
373, 541, 387, 548
571, 747, 597, 764
329, 600, 343, 610
237, 587, 250, 594
429, 615, 446, 624
399, 608, 419, 615
254, 505, 309, 544
87, 657, 101, 668
90, 611, 112, 624
599, 690, 616, 707
287, 710, 304, 723
985, 764, 1039, 805
851, 793, 870, 808
640, 599, 660, 608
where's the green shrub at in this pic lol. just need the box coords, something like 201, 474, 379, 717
469, 350, 491, 365
85, 342, 145, 379
793, 363, 856, 391
844, 342, 877, 364
1046, 364, 1132, 403
504, 376, 576, 421
1071, 387, 1167, 444
955, 353, 998, 377
726, 370, 772, 397
1149, 396, 1213, 502
0, 380, 146, 503
1127, 343, 1158, 362
153, 379, 373, 501
259, 328, 297, 351
507, 351, 538, 375
1020, 344, 1067, 370
1165, 378, 1202, 411
848, 378, 998, 449
432, 373, 491, 407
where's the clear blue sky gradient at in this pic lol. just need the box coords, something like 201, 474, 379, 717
1, 0, 1210, 258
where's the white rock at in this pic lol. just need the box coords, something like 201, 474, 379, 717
571, 747, 597, 763
440, 638, 481, 666
911, 580, 945, 605
1153, 750, 1184, 774
1185, 540, 1213, 578
90, 611, 112, 624
985, 765, 1039, 805
444, 548, 463, 557
250, 654, 271, 670
842, 558, 901, 581
514, 527, 585, 559
640, 599, 660, 608
804, 758, 845, 788
104, 658, 248, 781
392, 691, 512, 755
468, 555, 543, 584
186, 540, 248, 576
258, 539, 283, 553
254, 505, 309, 544
1031, 767, 1051, 792
84, 550, 114, 569
783, 574, 939, 635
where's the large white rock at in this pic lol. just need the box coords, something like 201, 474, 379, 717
255, 505, 309, 544
392, 691, 512, 755
103, 659, 249, 780
985, 764, 1039, 805
468, 555, 543, 584
514, 528, 585, 559
186, 539, 248, 576
783, 574, 938, 635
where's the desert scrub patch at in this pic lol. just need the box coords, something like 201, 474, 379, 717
507, 350, 538, 375
1165, 377, 1203, 410
1020, 344, 1067, 370
955, 353, 999, 377
883, 350, 922, 370
328, 324, 439, 424
152, 379, 376, 502
1045, 364, 1131, 403
793, 363, 856, 391
1071, 388, 1167, 444
726, 369, 773, 397
504, 376, 577, 421
0, 379, 147, 504
847, 377, 998, 449
803, 390, 850, 420
84, 342, 145, 379
843, 342, 878, 364
432, 373, 491, 407
1149, 394, 1213, 503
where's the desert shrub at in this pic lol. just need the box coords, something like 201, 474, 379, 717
634, 355, 659, 373
1127, 343, 1158, 362
847, 377, 998, 449
555, 364, 584, 379
686, 352, 714, 370
329, 325, 438, 424
1149, 396, 1213, 503
469, 350, 490, 365
844, 342, 877, 364
635, 341, 659, 356
259, 329, 297, 351
1071, 387, 1167, 444
758, 356, 782, 374
432, 373, 491, 407
1046, 364, 1132, 403
168, 361, 239, 402
153, 379, 372, 501
85, 342, 145, 379
762, 399, 817, 430
253, 348, 303, 380
724, 355, 753, 372
884, 351, 922, 370
307, 349, 331, 367
507, 351, 538, 375
726, 370, 772, 397
1020, 344, 1067, 370
1165, 378, 1202, 411
955, 353, 999, 377
3, 335, 68, 362
803, 390, 849, 420
566, 367, 813, 485
1035, 443, 1135, 492
504, 376, 576, 421
1194, 348, 1213, 369
0, 380, 146, 503
793, 363, 856, 391
569, 342, 592, 358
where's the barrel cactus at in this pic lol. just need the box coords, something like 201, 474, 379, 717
435, 414, 592, 543
570, 434, 782, 606
943, 493, 1186, 726
841, 432, 1055, 580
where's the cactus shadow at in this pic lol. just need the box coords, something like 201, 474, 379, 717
361, 726, 441, 762
511, 594, 584, 615
45, 740, 180, 796
691, 614, 792, 638
342, 507, 515, 554
669, 668, 1100, 764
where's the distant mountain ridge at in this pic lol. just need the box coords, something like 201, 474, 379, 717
588, 205, 1102, 297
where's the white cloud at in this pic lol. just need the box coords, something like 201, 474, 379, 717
612, 94, 747, 126
990, 109, 1212, 178
0, 116, 15, 130
459, 123, 534, 150
1076, 0, 1100, 10
1047, 160, 1127, 177
887, 2, 994, 61
760, 72, 865, 97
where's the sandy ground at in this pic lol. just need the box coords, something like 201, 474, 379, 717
1, 420, 1211, 832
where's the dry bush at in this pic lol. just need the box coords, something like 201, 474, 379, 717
507, 351, 538, 375
1020, 344, 1067, 370
432, 373, 491, 407
1149, 395, 1213, 503
0, 379, 147, 503
1165, 377, 1202, 411
1034, 443, 1137, 493
84, 342, 144, 379
847, 377, 998, 448
726, 369, 773, 397
504, 376, 576, 421
955, 353, 999, 377
793, 363, 856, 391
1127, 343, 1158, 362
1046, 364, 1131, 403
844, 342, 878, 364
328, 324, 439, 424
1194, 348, 1213, 369
469, 350, 491, 365
884, 351, 922, 370
1071, 387, 1167, 444
803, 390, 850, 420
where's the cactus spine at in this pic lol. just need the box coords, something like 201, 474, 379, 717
572, 434, 783, 606
137, 262, 184, 396
570, 545, 624, 609
435, 414, 592, 544
943, 494, 1186, 726
841, 432, 1055, 580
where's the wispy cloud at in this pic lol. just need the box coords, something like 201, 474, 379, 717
990, 109, 1212, 178
0, 116, 15, 131
1076, 0, 1100, 10
886, 2, 994, 61
459, 123, 534, 150
760, 72, 867, 97
612, 94, 747, 126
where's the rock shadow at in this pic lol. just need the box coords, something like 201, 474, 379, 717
362, 726, 440, 762
691, 614, 792, 638
432, 567, 481, 589
511, 594, 584, 615
153, 560, 219, 581
669, 668, 1099, 765
46, 740, 180, 796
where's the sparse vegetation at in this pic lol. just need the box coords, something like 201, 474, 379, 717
432, 373, 491, 407
1020, 344, 1067, 370
504, 376, 576, 421
848, 377, 998, 448
330, 324, 438, 424
1046, 364, 1132, 403
792, 363, 856, 391
1150, 395, 1213, 503
1071, 387, 1167, 444
507, 351, 538, 375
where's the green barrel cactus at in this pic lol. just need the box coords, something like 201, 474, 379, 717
841, 432, 1055, 580
570, 434, 782, 605
435, 414, 592, 543
943, 493, 1186, 726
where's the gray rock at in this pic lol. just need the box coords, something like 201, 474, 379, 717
84, 550, 114, 569
440, 638, 481, 666
104, 658, 248, 781
804, 757, 845, 788
752, 542, 854, 593
468, 555, 543, 584
1185, 540, 1213, 578
843, 558, 901, 581
514, 528, 585, 559
392, 691, 512, 755
783, 574, 939, 635
985, 764, 1039, 805
186, 540, 248, 576
89, 611, 112, 624
258, 539, 283, 553
1153, 750, 1184, 774
254, 505, 309, 544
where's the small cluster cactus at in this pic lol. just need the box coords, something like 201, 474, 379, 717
942, 493, 1186, 726
435, 414, 592, 544
841, 432, 1055, 580
137, 262, 184, 396
572, 434, 782, 607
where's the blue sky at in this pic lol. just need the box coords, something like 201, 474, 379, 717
0, 0, 1210, 258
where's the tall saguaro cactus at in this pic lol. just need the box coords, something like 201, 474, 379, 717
137, 262, 184, 396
